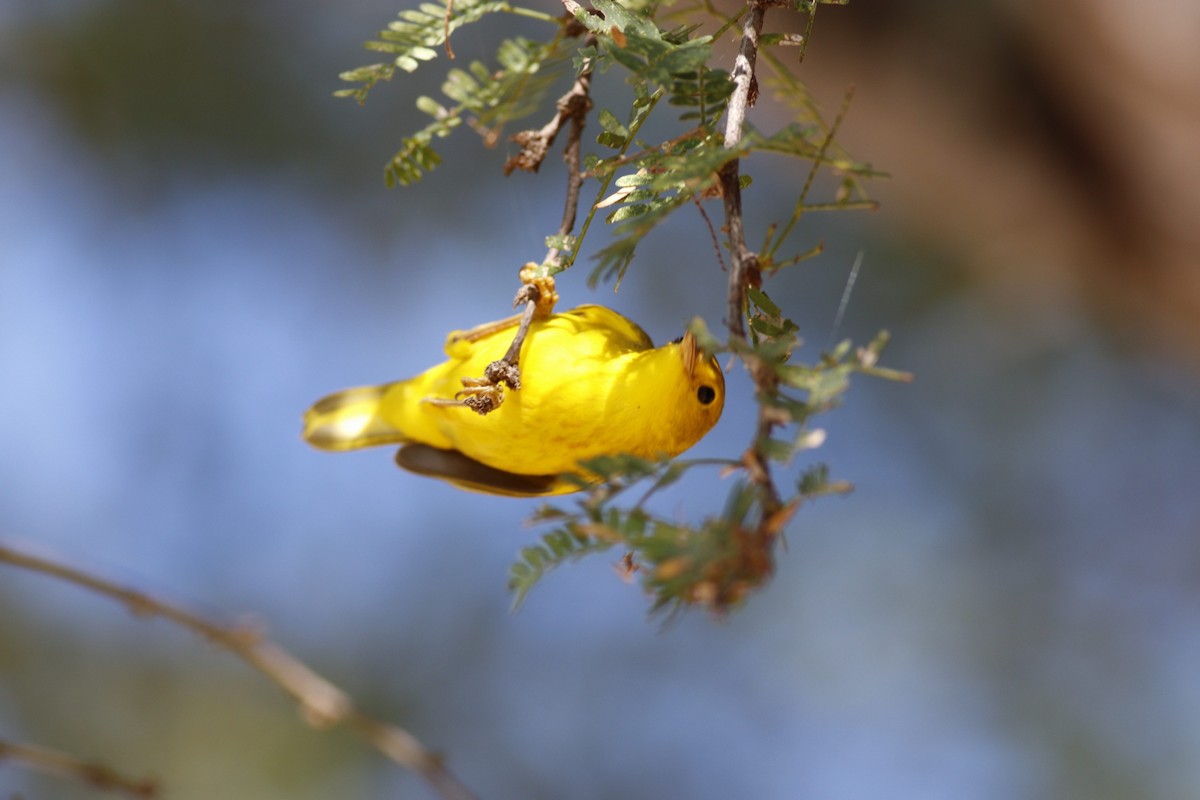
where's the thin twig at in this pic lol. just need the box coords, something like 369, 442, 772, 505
443, 0, 456, 59
580, 127, 705, 180
501, 292, 543, 366
722, 5, 763, 151
541, 56, 593, 270
504, 41, 593, 179
475, 68, 590, 402
568, 86, 663, 271
0, 738, 158, 799
720, 1, 766, 342
459, 19, 596, 415
767, 84, 856, 258
719, 0, 786, 556
693, 195, 727, 273
0, 542, 477, 800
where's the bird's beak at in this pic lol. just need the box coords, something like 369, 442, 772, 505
680, 330, 699, 379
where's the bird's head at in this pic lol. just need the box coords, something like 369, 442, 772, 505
664, 330, 725, 450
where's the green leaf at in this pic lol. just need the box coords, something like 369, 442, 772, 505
587, 0, 661, 39
508, 526, 616, 609
760, 437, 796, 463
379, 35, 569, 185
598, 108, 630, 138
578, 454, 661, 481
575, 0, 720, 99
750, 317, 791, 338
528, 504, 570, 522
747, 286, 781, 316
339, 0, 556, 103
415, 95, 446, 116
606, 203, 652, 223
614, 172, 653, 188
597, 131, 628, 149
797, 462, 853, 499
589, 191, 691, 288
687, 317, 724, 355
774, 363, 821, 390
544, 233, 576, 251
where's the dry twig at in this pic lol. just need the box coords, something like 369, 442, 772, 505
0, 737, 158, 799
708, 0, 791, 603
457, 16, 596, 415
504, 59, 592, 179
0, 541, 476, 800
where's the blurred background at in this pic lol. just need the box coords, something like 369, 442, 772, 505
2, 0, 1199, 797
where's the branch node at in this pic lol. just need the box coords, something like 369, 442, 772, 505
504, 62, 593, 176
516, 264, 560, 317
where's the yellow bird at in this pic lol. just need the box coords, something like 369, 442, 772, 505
302, 304, 725, 496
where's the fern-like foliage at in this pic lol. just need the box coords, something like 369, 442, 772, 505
384, 36, 569, 186
508, 509, 623, 609
336, 0, 556, 103
337, 0, 909, 613
509, 308, 908, 613
574, 0, 716, 88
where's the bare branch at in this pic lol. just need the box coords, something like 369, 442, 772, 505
709, 0, 789, 605
720, 1, 766, 343
0, 738, 158, 799
0, 541, 477, 800
504, 41, 593, 179
541, 59, 593, 269
460, 26, 596, 414
443, 0, 457, 59
722, 3, 764, 152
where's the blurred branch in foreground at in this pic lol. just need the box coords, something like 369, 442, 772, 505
0, 737, 158, 799
0, 541, 476, 800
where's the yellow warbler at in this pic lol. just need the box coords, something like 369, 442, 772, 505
303, 304, 725, 496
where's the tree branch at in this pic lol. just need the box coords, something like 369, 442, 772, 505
701, 0, 796, 610
540, 56, 593, 271
457, 24, 595, 415
720, 1, 784, 521
720, 0, 765, 342
504, 57, 592, 182
0, 738, 158, 799
0, 542, 476, 800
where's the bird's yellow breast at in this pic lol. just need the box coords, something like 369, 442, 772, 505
383, 306, 678, 474
303, 304, 725, 491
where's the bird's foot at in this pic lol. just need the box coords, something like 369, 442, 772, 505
454, 360, 522, 414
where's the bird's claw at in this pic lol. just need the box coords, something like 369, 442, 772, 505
483, 359, 521, 390
454, 360, 521, 415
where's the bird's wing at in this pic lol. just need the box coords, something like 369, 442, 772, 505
560, 305, 654, 352
395, 443, 581, 497
441, 313, 524, 357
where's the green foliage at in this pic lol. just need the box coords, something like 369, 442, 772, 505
510, 305, 910, 614
509, 519, 619, 609
573, 0, 715, 89
512, 462, 810, 613
339, 0, 910, 613
336, 0, 556, 103
384, 36, 569, 186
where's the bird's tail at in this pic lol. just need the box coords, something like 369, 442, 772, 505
302, 383, 409, 451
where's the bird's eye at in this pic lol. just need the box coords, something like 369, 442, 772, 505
697, 385, 716, 405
